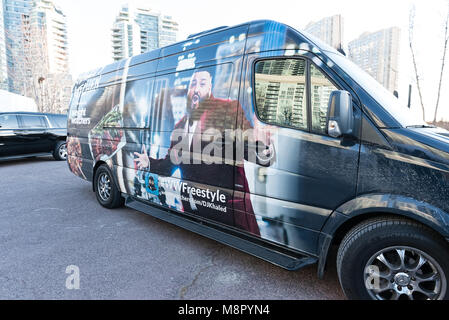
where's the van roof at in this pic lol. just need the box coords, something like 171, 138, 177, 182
75, 20, 326, 85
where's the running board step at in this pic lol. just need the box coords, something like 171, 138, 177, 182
125, 197, 317, 271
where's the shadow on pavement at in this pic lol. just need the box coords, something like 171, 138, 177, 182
0, 156, 58, 167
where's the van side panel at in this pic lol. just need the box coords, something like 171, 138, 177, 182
67, 21, 362, 257
67, 72, 122, 181
357, 125, 449, 218
68, 25, 252, 229
114, 26, 249, 227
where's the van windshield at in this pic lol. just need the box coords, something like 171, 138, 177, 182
326, 51, 427, 128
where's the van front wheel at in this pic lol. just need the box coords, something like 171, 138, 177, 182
94, 165, 124, 209
337, 217, 449, 300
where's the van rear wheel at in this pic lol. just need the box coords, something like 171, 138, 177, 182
94, 165, 124, 209
337, 216, 449, 300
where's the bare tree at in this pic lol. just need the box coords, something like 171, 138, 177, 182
434, 2, 449, 123
6, 14, 71, 114
409, 6, 427, 121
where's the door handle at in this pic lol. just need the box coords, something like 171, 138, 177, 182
255, 141, 276, 166
244, 141, 276, 167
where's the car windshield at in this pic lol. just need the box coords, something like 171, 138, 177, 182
325, 51, 427, 128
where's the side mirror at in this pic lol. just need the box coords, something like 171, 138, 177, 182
327, 90, 354, 138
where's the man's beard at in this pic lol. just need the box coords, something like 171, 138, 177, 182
186, 93, 207, 119
186, 94, 199, 116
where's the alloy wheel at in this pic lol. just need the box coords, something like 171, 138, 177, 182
97, 172, 112, 202
59, 143, 68, 160
364, 246, 446, 300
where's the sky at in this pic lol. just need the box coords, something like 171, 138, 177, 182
55, 0, 449, 121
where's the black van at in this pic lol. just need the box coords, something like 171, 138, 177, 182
0, 112, 67, 161
67, 20, 449, 300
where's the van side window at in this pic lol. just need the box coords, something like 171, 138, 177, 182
310, 64, 338, 134
72, 90, 96, 126
73, 85, 120, 129
49, 115, 67, 128
254, 59, 308, 130
123, 78, 153, 129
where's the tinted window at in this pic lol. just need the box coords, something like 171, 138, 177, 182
20, 115, 47, 129
310, 64, 338, 134
123, 78, 153, 129
254, 59, 308, 130
69, 85, 120, 132
49, 115, 67, 128
0, 115, 19, 129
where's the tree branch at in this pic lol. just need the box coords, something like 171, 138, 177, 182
434, 2, 449, 123
409, 8, 427, 122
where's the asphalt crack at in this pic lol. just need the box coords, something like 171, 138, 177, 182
179, 245, 223, 299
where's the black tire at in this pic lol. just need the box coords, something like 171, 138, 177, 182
337, 216, 449, 300
53, 141, 67, 161
94, 164, 124, 209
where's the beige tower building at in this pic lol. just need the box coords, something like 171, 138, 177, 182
29, 0, 72, 113
33, 0, 69, 74
304, 15, 344, 50
348, 27, 401, 93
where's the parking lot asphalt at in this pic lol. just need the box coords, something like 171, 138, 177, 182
0, 156, 345, 300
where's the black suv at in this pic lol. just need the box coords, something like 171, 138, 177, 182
0, 112, 67, 161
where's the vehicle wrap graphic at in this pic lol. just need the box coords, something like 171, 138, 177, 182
67, 21, 364, 255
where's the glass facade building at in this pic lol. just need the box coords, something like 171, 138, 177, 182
1, 0, 69, 92
0, 0, 71, 112
2, 0, 33, 92
0, 1, 7, 90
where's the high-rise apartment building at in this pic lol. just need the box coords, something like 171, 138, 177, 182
112, 4, 178, 61
304, 15, 344, 50
1, 0, 71, 112
158, 15, 178, 48
348, 27, 401, 93
31, 0, 71, 113
0, 1, 7, 91
32, 0, 69, 74
2, 0, 33, 92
